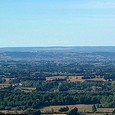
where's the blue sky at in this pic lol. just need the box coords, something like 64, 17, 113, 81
0, 0, 115, 47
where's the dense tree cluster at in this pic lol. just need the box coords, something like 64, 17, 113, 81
0, 89, 115, 110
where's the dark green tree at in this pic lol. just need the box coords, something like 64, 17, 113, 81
66, 107, 79, 115
59, 106, 69, 112
112, 110, 115, 115
92, 104, 97, 112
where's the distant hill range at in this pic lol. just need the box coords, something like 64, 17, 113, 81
0, 46, 115, 52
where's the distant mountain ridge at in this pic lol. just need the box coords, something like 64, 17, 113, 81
0, 46, 115, 52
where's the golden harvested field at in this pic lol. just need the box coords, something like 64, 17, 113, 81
41, 104, 115, 114
0, 110, 24, 114
97, 108, 115, 112
20, 87, 36, 92
40, 104, 93, 113
67, 76, 84, 82
46, 76, 106, 82
46, 76, 66, 81
0, 84, 10, 89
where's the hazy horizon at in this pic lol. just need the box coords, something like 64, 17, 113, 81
0, 45, 115, 48
0, 0, 115, 47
